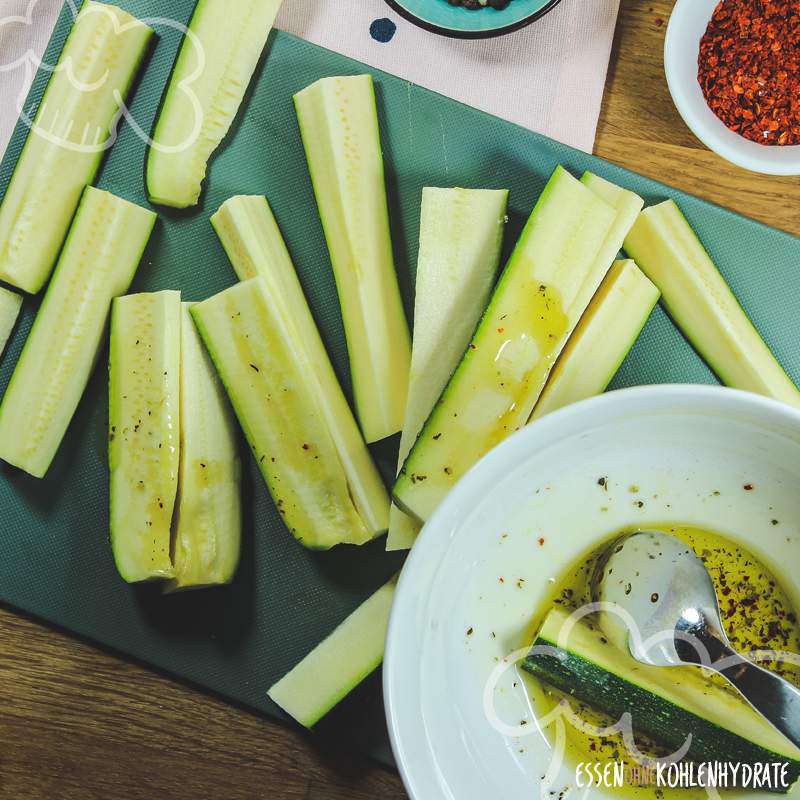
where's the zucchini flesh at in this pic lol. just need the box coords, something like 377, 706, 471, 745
0, 2, 152, 293
524, 608, 800, 787
386, 187, 508, 552
393, 167, 617, 523
576, 172, 645, 314
0, 288, 23, 359
0, 187, 155, 478
624, 200, 800, 407
531, 260, 659, 420
294, 75, 411, 443
146, 0, 283, 208
191, 277, 375, 550
109, 291, 181, 583
210, 195, 389, 536
169, 303, 241, 591
268, 576, 397, 727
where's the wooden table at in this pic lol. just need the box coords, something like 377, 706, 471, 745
2, 2, 797, 798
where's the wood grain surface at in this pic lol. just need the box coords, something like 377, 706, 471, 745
595, 0, 799, 236
1, 2, 796, 799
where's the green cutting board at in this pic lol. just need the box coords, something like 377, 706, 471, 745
1, 0, 799, 761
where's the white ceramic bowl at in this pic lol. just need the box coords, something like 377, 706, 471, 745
665, 0, 800, 175
384, 385, 800, 800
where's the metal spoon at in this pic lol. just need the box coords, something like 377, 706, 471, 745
593, 529, 800, 747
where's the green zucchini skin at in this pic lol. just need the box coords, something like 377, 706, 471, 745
146, 0, 283, 208
524, 611, 800, 791
0, 187, 156, 479
0, 2, 153, 294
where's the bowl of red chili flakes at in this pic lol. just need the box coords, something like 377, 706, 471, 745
665, 0, 800, 175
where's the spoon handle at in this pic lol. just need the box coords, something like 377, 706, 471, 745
688, 632, 800, 748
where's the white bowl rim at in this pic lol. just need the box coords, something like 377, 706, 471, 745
383, 383, 800, 799
664, 0, 800, 176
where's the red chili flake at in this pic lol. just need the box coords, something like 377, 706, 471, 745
743, 483, 754, 491
698, 0, 800, 146
538, 536, 545, 546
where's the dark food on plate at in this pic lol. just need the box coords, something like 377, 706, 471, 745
448, 0, 513, 8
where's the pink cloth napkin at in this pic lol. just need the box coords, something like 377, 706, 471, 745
0, 0, 621, 157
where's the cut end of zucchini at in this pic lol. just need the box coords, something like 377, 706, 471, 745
109, 290, 182, 583
146, 0, 283, 207
0, 187, 155, 479
168, 303, 242, 591
268, 575, 397, 727
192, 277, 376, 550
294, 74, 411, 443
0, 2, 152, 293
532, 259, 659, 420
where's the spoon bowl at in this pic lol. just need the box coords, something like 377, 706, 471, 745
594, 530, 723, 667
595, 529, 800, 747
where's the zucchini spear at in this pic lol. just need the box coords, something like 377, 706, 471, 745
192, 278, 381, 550
624, 200, 800, 407
268, 576, 397, 728
394, 168, 644, 523
109, 291, 181, 583
147, 0, 283, 208
0, 188, 155, 478
532, 260, 659, 420
525, 608, 800, 788
0, 2, 153, 293
210, 195, 389, 537
0, 289, 22, 360
169, 303, 241, 590
294, 75, 411, 443
387, 187, 508, 551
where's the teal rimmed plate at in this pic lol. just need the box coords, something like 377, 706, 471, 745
384, 0, 563, 38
